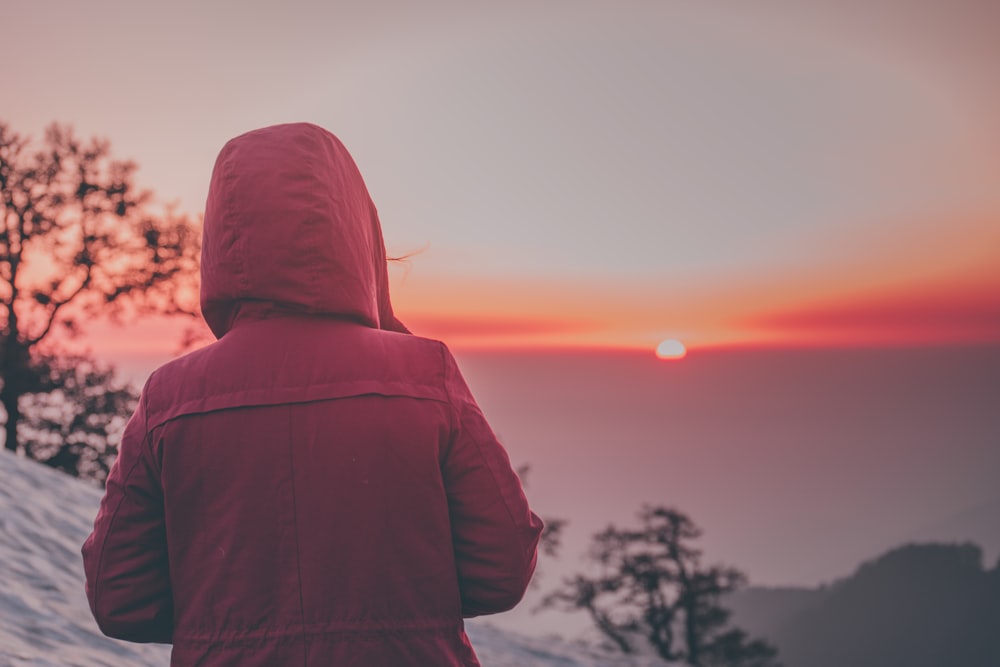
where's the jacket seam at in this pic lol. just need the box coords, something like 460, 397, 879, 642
90, 386, 151, 623
440, 343, 529, 582
285, 404, 308, 667
173, 620, 466, 644
439, 342, 457, 448
147, 387, 448, 432
462, 416, 529, 579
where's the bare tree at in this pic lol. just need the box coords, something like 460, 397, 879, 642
541, 505, 781, 667
0, 120, 200, 455
19, 349, 138, 484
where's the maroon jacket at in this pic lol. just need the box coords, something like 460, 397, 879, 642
82, 123, 543, 666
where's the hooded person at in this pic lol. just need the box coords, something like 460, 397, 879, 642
81, 122, 544, 667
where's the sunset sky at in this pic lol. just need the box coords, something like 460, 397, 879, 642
5, 0, 999, 354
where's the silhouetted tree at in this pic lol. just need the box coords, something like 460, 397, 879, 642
0, 120, 199, 457
19, 349, 138, 484
542, 505, 780, 667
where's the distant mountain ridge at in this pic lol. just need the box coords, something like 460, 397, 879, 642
728, 542, 1000, 667
903, 497, 1000, 562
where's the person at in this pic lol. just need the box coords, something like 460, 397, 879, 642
81, 122, 544, 666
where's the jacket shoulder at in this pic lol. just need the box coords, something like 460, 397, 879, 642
141, 320, 453, 431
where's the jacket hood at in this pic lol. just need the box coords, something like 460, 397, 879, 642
200, 122, 408, 338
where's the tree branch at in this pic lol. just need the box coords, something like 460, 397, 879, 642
24, 273, 92, 347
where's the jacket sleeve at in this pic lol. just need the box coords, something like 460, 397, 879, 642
440, 345, 544, 617
81, 386, 173, 643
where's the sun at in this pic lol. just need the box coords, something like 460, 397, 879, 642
655, 339, 687, 360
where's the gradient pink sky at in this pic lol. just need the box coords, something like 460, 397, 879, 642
5, 0, 999, 352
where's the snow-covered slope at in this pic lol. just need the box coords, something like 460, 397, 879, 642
0, 451, 169, 667
0, 451, 649, 667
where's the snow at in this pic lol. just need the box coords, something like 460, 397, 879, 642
0, 451, 652, 666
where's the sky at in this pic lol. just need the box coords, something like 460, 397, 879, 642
4, 0, 999, 352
